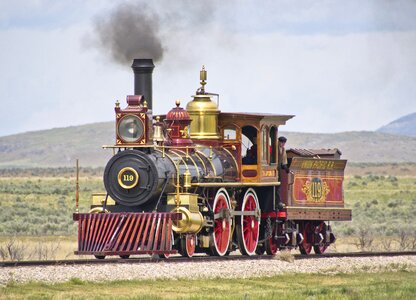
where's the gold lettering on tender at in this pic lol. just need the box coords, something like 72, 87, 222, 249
301, 178, 330, 202
300, 160, 336, 170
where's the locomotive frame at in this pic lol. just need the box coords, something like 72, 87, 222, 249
73, 59, 351, 258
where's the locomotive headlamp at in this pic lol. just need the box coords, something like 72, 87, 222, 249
118, 115, 144, 143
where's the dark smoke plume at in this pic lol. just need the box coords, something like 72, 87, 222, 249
93, 3, 163, 65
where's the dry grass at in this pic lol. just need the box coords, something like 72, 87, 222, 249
346, 163, 416, 176
0, 236, 82, 261
277, 250, 295, 262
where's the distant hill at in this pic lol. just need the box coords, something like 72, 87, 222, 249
281, 131, 416, 163
0, 122, 415, 168
0, 122, 114, 168
377, 112, 416, 137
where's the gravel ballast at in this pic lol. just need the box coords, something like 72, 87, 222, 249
1, 255, 415, 285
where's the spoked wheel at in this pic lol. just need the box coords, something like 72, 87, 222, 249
180, 234, 196, 257
265, 222, 279, 255
209, 188, 231, 256
299, 222, 313, 255
313, 222, 328, 254
156, 232, 175, 259
237, 188, 260, 256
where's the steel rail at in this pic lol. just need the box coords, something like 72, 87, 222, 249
1, 251, 416, 268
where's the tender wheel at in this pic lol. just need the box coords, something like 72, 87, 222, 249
180, 234, 196, 257
209, 188, 231, 256
299, 223, 313, 255
237, 188, 260, 256
265, 223, 279, 255
94, 255, 106, 259
313, 222, 328, 254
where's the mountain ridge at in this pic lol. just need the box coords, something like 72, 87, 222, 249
377, 112, 416, 137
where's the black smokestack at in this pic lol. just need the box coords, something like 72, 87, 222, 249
93, 3, 163, 65
131, 59, 155, 110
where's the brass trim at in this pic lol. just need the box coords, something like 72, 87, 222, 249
192, 181, 280, 187
222, 146, 239, 175
196, 150, 216, 176
171, 206, 204, 234
154, 149, 179, 180
170, 150, 190, 175
117, 167, 139, 189
172, 149, 200, 183
170, 150, 195, 194
89, 207, 110, 213
194, 151, 207, 175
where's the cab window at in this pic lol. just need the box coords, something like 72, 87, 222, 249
269, 126, 277, 164
223, 127, 237, 140
242, 125, 258, 165
262, 126, 268, 163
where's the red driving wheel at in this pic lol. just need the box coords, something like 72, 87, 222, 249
237, 188, 260, 256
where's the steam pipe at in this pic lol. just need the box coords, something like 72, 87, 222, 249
131, 59, 155, 110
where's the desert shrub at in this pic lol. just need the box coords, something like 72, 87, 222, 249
387, 176, 398, 182
354, 227, 374, 251
397, 226, 414, 250
387, 200, 399, 208
0, 237, 27, 261
28, 242, 61, 260
348, 182, 358, 188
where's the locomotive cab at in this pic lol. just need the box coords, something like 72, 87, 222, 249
219, 113, 293, 184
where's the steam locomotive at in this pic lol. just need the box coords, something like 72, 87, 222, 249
73, 59, 351, 258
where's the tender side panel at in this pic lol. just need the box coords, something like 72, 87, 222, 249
288, 158, 347, 207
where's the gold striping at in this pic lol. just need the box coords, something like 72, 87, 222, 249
172, 149, 200, 183
192, 181, 281, 187
196, 150, 216, 176
169, 150, 192, 188
222, 147, 239, 175
194, 151, 207, 175
155, 149, 179, 183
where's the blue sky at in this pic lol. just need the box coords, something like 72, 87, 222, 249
0, 0, 415, 137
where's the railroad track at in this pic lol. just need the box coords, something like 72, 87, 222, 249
2, 251, 416, 268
